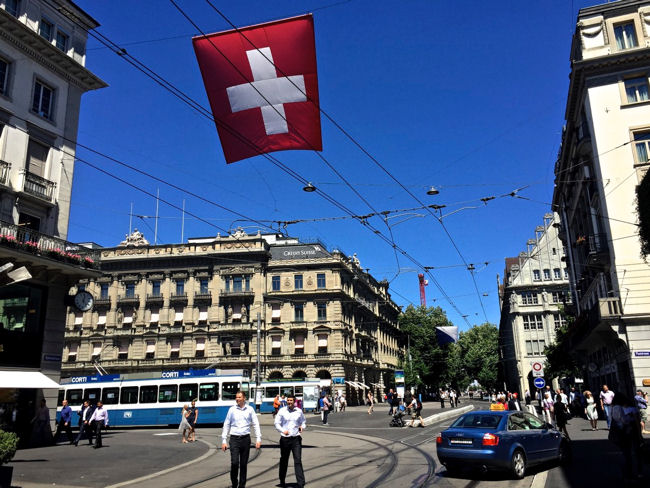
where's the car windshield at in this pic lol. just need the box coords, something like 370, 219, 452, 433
451, 413, 501, 429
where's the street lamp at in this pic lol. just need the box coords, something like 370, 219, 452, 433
426, 186, 440, 196
0, 262, 31, 286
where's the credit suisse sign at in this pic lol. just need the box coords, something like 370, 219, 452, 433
270, 245, 331, 261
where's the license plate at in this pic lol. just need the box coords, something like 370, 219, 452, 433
450, 438, 473, 445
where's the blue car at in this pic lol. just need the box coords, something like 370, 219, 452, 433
436, 410, 570, 479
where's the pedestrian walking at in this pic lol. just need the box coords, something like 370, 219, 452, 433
553, 396, 570, 440
74, 400, 94, 446
608, 393, 643, 482
367, 391, 374, 414
439, 389, 445, 408
272, 394, 281, 417
600, 384, 615, 429
179, 404, 191, 443
339, 394, 346, 412
187, 399, 198, 442
321, 393, 331, 424
386, 389, 394, 415
584, 390, 599, 431
54, 399, 74, 444
274, 394, 306, 488
525, 390, 531, 406
634, 389, 649, 434
449, 390, 457, 408
409, 397, 424, 427
30, 398, 53, 447
221, 391, 261, 488
87, 401, 109, 448
542, 392, 555, 425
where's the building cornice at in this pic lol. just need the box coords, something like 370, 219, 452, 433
0, 8, 107, 92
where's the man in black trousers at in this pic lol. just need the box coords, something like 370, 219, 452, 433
74, 400, 94, 446
221, 391, 261, 488
274, 395, 306, 488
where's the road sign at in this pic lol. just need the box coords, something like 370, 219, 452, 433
531, 361, 544, 377
534, 377, 546, 389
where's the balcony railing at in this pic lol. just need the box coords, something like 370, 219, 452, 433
169, 293, 188, 303
0, 160, 10, 186
146, 293, 164, 302
194, 292, 212, 303
23, 171, 56, 202
118, 294, 139, 303
220, 290, 255, 297
0, 218, 100, 265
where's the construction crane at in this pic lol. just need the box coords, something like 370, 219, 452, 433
418, 273, 428, 306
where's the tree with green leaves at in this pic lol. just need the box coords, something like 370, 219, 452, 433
636, 169, 650, 258
398, 305, 453, 389
445, 323, 499, 392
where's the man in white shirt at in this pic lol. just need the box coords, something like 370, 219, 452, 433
87, 401, 109, 449
221, 391, 261, 488
274, 394, 306, 488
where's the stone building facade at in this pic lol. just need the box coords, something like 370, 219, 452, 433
62, 230, 403, 405
498, 213, 571, 395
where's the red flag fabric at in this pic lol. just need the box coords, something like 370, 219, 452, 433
193, 14, 322, 164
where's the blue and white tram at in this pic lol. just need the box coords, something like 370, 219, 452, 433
252, 379, 331, 413
57, 369, 250, 427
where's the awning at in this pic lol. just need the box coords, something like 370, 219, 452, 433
0, 371, 59, 389
345, 380, 368, 389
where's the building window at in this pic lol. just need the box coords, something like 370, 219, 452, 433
195, 338, 205, 358
563, 268, 568, 279
151, 280, 161, 296
553, 268, 561, 280
294, 303, 304, 322
624, 76, 649, 103
614, 22, 638, 50
91, 342, 102, 361
533, 270, 541, 281
522, 314, 543, 330
0, 58, 8, 96
175, 279, 184, 295
118, 341, 128, 360
633, 130, 650, 164
294, 334, 304, 355
199, 279, 209, 294
145, 340, 155, 359
271, 335, 281, 355
26, 138, 49, 177
317, 333, 328, 354
294, 274, 303, 290
32, 80, 54, 119
149, 308, 159, 325
551, 291, 564, 303
55, 30, 68, 52
521, 291, 538, 305
224, 276, 230, 292
125, 283, 135, 298
525, 340, 545, 356
67, 343, 78, 362
233, 276, 242, 292
317, 302, 327, 321
271, 303, 281, 322
245, 275, 250, 291
39, 18, 53, 41
272, 276, 280, 291
543, 269, 551, 280
5, 0, 18, 17
317, 273, 326, 289
100, 283, 109, 299
170, 339, 180, 359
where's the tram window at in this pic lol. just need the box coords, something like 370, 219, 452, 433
199, 383, 218, 401
140, 385, 158, 404
121, 386, 139, 404
241, 382, 250, 398
179, 384, 198, 402
265, 386, 280, 398
295, 386, 303, 396
84, 388, 101, 403
281, 386, 293, 397
102, 387, 120, 405
57, 389, 65, 406
222, 382, 239, 400
66, 389, 83, 406
159, 385, 178, 403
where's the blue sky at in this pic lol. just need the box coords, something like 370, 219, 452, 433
70, 0, 600, 328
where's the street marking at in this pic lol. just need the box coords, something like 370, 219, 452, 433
531, 470, 548, 488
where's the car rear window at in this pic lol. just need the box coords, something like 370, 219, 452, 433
451, 413, 501, 429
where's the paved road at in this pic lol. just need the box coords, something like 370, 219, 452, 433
8, 399, 647, 488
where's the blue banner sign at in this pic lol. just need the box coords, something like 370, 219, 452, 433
635, 351, 650, 357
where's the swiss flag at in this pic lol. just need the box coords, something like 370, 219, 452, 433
193, 15, 322, 164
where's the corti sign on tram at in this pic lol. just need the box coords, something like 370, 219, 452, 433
531, 361, 544, 378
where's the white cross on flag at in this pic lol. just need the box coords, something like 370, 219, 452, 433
193, 14, 322, 164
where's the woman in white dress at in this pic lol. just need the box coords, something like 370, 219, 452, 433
584, 390, 599, 431
178, 404, 191, 443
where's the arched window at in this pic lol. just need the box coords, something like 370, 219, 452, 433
268, 371, 284, 380
292, 370, 307, 380
315, 370, 331, 379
